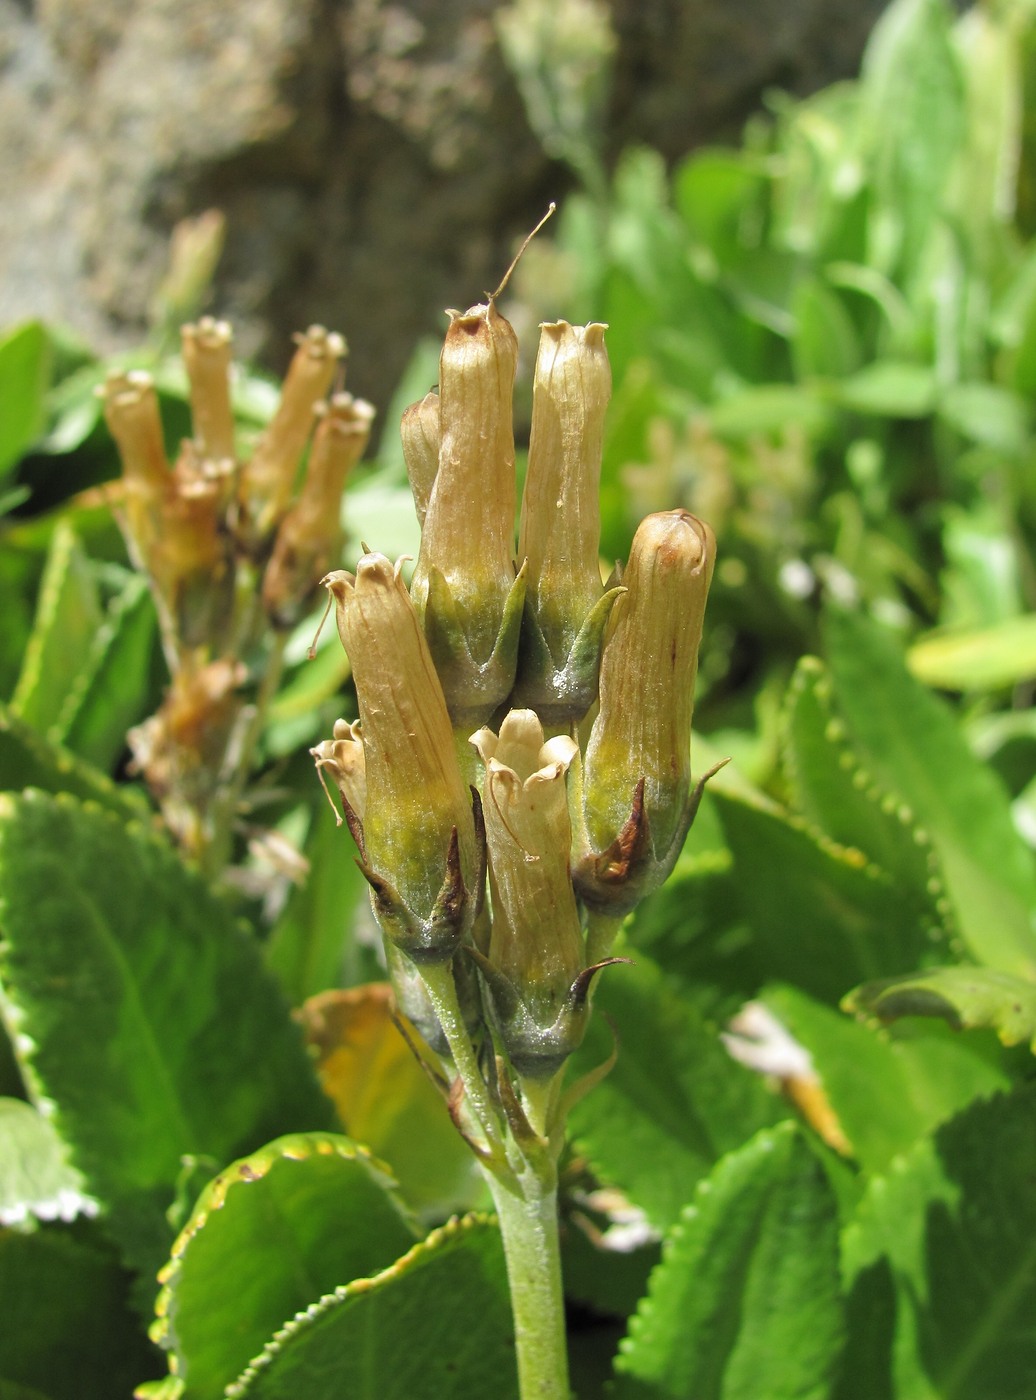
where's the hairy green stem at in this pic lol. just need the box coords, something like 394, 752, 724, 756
419, 961, 503, 1152
485, 1167, 570, 1400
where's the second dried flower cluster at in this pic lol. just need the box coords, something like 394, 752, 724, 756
102, 320, 373, 866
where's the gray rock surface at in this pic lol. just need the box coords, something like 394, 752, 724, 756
0, 0, 891, 410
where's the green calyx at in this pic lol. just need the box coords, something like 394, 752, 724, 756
421, 561, 528, 728
512, 584, 626, 724
469, 945, 628, 1079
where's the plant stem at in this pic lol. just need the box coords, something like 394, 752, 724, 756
485, 1166, 570, 1400
201, 632, 287, 881
419, 961, 502, 1151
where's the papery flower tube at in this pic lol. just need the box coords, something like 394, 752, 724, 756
575, 510, 716, 913
181, 317, 236, 470
263, 392, 374, 627
514, 321, 621, 722
410, 301, 526, 726
102, 369, 228, 654
400, 389, 440, 528
321, 553, 482, 961
470, 710, 592, 1076
311, 718, 366, 825
238, 325, 346, 548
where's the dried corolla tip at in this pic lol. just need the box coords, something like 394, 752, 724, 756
102, 370, 228, 651
181, 317, 237, 469
101, 369, 170, 494
514, 320, 621, 722
311, 718, 366, 826
262, 392, 374, 628
575, 509, 717, 914
238, 325, 347, 548
469, 710, 597, 1077
400, 389, 440, 528
410, 300, 526, 726
320, 554, 482, 962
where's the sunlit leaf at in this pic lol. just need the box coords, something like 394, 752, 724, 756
0, 792, 333, 1289
845, 965, 1036, 1050
226, 1215, 514, 1400
153, 1133, 417, 1400
300, 985, 483, 1218
613, 1123, 844, 1398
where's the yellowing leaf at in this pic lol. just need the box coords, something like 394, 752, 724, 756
300, 985, 483, 1217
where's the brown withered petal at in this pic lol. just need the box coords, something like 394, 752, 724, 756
262, 393, 374, 627
101, 370, 170, 493
411, 300, 518, 661
582, 509, 716, 862
321, 554, 477, 919
519, 321, 610, 657
470, 709, 582, 996
180, 317, 236, 468
239, 325, 347, 543
311, 717, 367, 825
400, 389, 440, 528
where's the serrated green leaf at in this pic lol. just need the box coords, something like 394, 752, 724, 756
0, 792, 333, 1288
842, 1083, 1036, 1398
225, 1214, 514, 1400
0, 698, 147, 818
154, 1133, 417, 1400
907, 615, 1036, 692
53, 573, 158, 771
824, 608, 1036, 978
0, 322, 51, 480
762, 986, 1008, 1174
613, 1122, 844, 1399
0, 1223, 160, 1400
782, 656, 949, 923
0, 1098, 95, 1227
845, 965, 1036, 1050
9, 523, 103, 734
566, 955, 783, 1232
713, 790, 929, 1001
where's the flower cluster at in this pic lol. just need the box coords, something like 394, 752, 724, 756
314, 294, 716, 1094
102, 319, 372, 864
